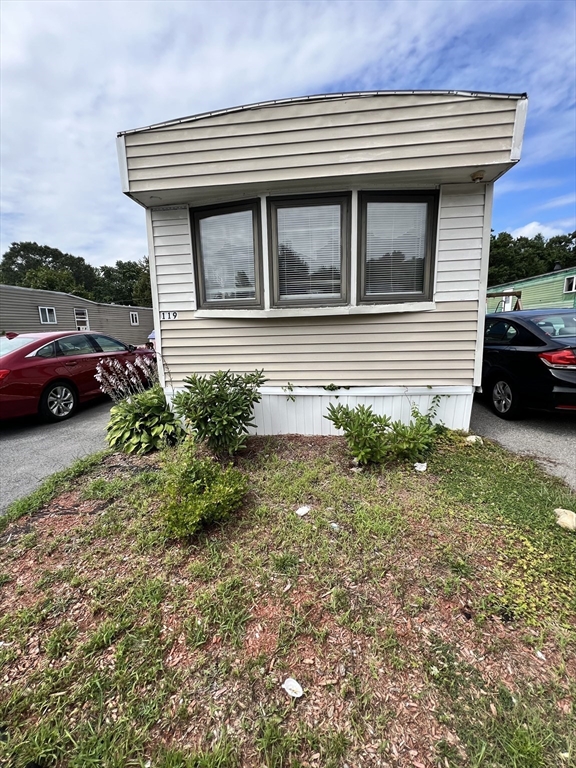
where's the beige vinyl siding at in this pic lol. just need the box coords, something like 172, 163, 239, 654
124, 95, 517, 192
150, 207, 196, 312
0, 285, 153, 346
159, 302, 478, 388
434, 185, 486, 302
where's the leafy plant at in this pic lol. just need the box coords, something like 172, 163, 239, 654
172, 369, 267, 458
106, 384, 184, 454
160, 439, 248, 538
325, 398, 443, 465
325, 403, 392, 465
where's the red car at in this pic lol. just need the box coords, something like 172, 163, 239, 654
0, 331, 155, 421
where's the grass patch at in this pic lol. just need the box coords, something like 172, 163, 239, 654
0, 435, 574, 767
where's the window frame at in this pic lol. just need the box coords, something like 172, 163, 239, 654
191, 199, 263, 309
130, 311, 139, 326
38, 306, 57, 324
564, 276, 576, 294
357, 191, 438, 305
268, 193, 351, 308
74, 308, 89, 330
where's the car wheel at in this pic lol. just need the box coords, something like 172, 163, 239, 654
489, 377, 523, 420
39, 381, 78, 422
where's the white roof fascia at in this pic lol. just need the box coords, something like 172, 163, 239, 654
510, 96, 528, 161
118, 90, 528, 137
116, 135, 130, 192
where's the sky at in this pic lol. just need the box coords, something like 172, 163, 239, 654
1, 0, 575, 268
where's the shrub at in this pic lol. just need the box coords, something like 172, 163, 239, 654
160, 440, 248, 538
325, 398, 444, 465
106, 384, 184, 454
326, 403, 392, 465
172, 369, 267, 458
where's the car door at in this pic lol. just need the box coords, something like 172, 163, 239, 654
483, 319, 545, 397
52, 334, 104, 398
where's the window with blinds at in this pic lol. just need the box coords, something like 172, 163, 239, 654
359, 193, 437, 303
193, 202, 261, 307
270, 195, 349, 306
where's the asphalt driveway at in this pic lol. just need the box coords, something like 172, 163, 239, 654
0, 398, 114, 514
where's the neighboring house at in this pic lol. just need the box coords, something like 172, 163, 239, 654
0, 284, 154, 346
116, 90, 528, 432
486, 267, 576, 312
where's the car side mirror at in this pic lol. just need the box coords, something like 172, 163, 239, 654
127, 344, 136, 352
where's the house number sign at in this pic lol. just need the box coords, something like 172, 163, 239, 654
160, 311, 179, 320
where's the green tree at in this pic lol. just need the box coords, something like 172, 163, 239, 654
96, 258, 151, 306
0, 242, 101, 297
488, 231, 575, 287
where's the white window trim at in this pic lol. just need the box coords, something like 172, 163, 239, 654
74, 308, 89, 330
39, 306, 57, 324
564, 276, 576, 294
130, 311, 140, 325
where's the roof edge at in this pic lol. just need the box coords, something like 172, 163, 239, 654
0, 283, 153, 311
118, 89, 528, 137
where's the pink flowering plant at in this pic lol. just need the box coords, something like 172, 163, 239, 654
95, 354, 158, 403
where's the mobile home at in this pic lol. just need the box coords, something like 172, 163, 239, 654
116, 90, 528, 432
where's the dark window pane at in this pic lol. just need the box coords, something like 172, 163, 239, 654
199, 210, 256, 302
58, 335, 96, 356
90, 334, 126, 352
36, 342, 57, 358
364, 202, 427, 295
277, 205, 341, 300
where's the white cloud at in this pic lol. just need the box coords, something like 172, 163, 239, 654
511, 220, 576, 239
539, 193, 576, 210
1, 0, 575, 266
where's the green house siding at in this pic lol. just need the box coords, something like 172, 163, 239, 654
487, 268, 576, 312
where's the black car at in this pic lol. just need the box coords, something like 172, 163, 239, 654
482, 309, 576, 419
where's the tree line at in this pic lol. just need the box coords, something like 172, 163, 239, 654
487, 231, 575, 287
0, 242, 152, 307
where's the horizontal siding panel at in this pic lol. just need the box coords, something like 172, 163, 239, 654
153, 244, 191, 257
160, 350, 475, 364
439, 227, 483, 241
150, 223, 190, 236
127, 125, 513, 170
438, 216, 484, 230
436, 270, 482, 283
126, 97, 515, 145
131, 150, 511, 192
440, 205, 484, 219
161, 337, 475, 352
440, 193, 485, 206
129, 137, 512, 182
156, 262, 194, 276
126, 112, 515, 157
439, 238, 482, 251
153, 234, 191, 247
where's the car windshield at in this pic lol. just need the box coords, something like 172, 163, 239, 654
526, 312, 576, 339
0, 335, 40, 357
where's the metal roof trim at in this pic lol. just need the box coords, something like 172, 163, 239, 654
117, 90, 528, 137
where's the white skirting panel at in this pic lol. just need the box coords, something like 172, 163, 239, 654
166, 386, 474, 435
250, 386, 473, 435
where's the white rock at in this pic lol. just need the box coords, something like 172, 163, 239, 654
281, 677, 304, 698
414, 462, 427, 472
295, 505, 310, 517
466, 435, 483, 445
555, 508, 576, 532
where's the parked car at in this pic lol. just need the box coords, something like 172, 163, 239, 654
0, 331, 155, 422
482, 309, 576, 419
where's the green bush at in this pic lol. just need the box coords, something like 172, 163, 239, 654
325, 403, 392, 465
106, 384, 184, 455
325, 398, 443, 465
172, 369, 266, 458
160, 440, 248, 538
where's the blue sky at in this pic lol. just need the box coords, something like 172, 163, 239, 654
1, 0, 575, 267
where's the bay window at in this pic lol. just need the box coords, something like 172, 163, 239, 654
191, 190, 437, 313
